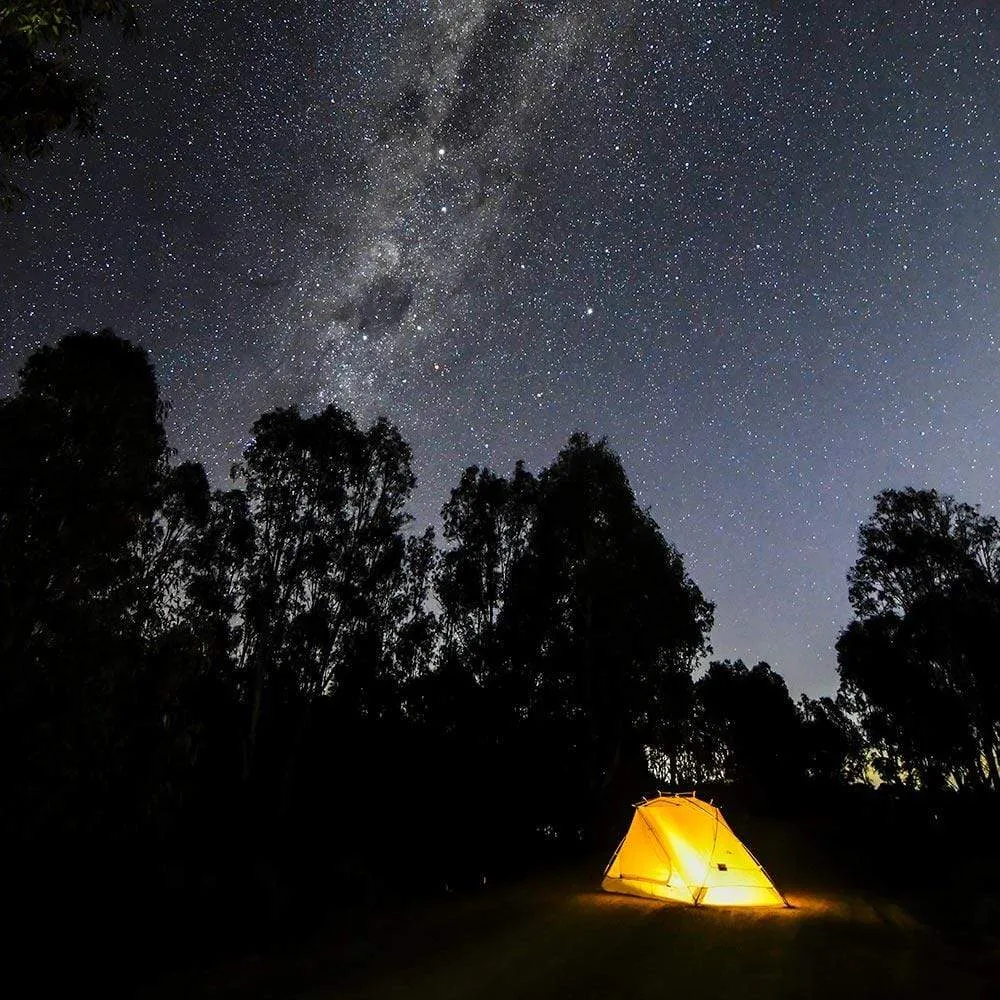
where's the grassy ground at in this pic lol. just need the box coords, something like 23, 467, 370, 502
146, 819, 1000, 1000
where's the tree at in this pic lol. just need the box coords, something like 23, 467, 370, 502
499, 433, 713, 826
694, 660, 804, 792
846, 487, 999, 619
637, 653, 697, 789
798, 694, 863, 786
838, 488, 1000, 790
229, 405, 427, 781
436, 461, 537, 677
403, 462, 539, 876
0, 328, 168, 620
0, 1, 137, 207
0, 330, 170, 801
0, 329, 235, 990
0, 329, 241, 844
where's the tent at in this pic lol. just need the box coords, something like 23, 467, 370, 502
601, 793, 787, 906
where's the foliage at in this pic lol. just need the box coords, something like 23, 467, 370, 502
838, 488, 1000, 790
437, 461, 537, 676
497, 433, 714, 829
0, 332, 239, 1000
798, 693, 864, 785
693, 660, 803, 792
0, 0, 136, 207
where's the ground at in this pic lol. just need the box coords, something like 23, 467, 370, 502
145, 819, 1000, 1000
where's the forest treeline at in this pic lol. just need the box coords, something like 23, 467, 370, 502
3, 331, 999, 980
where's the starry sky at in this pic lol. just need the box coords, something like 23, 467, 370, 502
2, 1, 998, 696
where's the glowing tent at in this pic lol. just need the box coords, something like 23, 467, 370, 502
601, 794, 787, 906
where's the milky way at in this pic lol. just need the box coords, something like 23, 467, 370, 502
1, 1, 998, 695
278, 0, 635, 410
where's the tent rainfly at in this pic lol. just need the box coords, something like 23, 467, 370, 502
601, 793, 787, 907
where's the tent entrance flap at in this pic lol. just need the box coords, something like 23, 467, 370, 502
601, 795, 787, 907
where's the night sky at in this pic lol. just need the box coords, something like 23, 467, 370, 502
2, 1, 998, 696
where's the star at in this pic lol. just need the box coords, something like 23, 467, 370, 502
1, 0, 996, 699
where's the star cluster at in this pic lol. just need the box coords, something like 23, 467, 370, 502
1, 1, 998, 694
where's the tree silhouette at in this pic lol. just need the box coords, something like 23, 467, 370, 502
0, 329, 224, 987
499, 433, 714, 829
437, 461, 537, 681
1, 1, 137, 207
694, 659, 804, 794
838, 488, 1000, 790
407, 461, 540, 877
0, 329, 170, 830
227, 405, 429, 785
798, 694, 863, 786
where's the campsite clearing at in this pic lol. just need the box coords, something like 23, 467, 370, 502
147, 842, 1000, 999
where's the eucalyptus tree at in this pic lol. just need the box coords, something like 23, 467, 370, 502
838, 488, 1000, 790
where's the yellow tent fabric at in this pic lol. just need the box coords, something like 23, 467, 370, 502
601, 794, 786, 906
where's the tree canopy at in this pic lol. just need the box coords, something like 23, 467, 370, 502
838, 488, 1000, 790
1, 1, 136, 207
